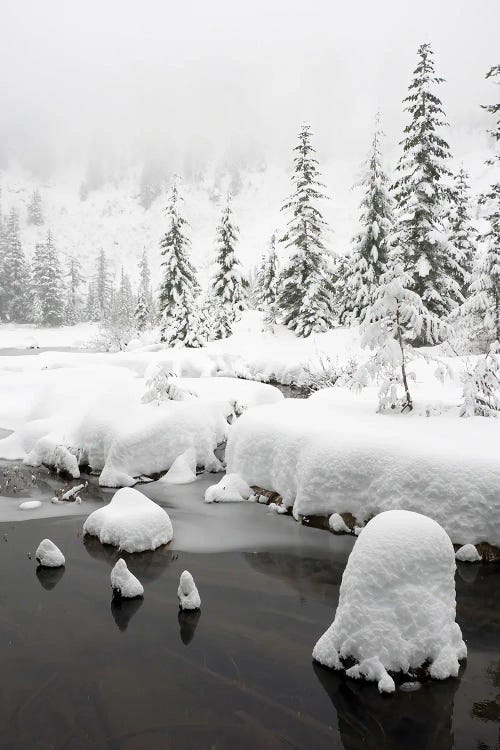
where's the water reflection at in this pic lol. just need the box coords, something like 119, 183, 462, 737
111, 595, 144, 631
178, 608, 201, 645
83, 534, 174, 581
313, 662, 461, 750
36, 564, 65, 590
244, 550, 344, 602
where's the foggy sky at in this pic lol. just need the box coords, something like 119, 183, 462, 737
1, 0, 499, 175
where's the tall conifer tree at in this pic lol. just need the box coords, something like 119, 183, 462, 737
340, 117, 394, 323
159, 181, 199, 345
278, 123, 333, 337
393, 43, 463, 320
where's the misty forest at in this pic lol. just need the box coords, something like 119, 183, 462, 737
0, 2, 498, 749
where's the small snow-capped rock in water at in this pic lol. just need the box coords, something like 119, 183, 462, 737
204, 473, 253, 503
312, 510, 467, 694
455, 544, 481, 563
111, 559, 144, 599
19, 500, 42, 511
177, 570, 201, 611
399, 681, 421, 692
36, 539, 65, 568
329, 513, 351, 534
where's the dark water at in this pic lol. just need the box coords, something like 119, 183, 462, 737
0, 515, 498, 750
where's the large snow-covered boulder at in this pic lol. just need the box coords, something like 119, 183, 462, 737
177, 570, 201, 611
111, 558, 144, 598
313, 510, 466, 693
83, 487, 173, 553
35, 539, 65, 568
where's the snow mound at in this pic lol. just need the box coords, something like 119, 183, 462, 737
111, 558, 144, 598
83, 487, 173, 553
177, 570, 201, 611
35, 539, 65, 567
19, 500, 42, 510
455, 544, 482, 562
204, 473, 254, 503
313, 510, 466, 693
226, 393, 500, 547
329, 513, 351, 534
158, 448, 197, 485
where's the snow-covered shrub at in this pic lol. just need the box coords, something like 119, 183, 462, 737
141, 365, 197, 404
301, 354, 358, 394
313, 510, 467, 693
460, 344, 500, 417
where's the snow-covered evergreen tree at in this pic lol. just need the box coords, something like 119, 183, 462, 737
255, 232, 280, 325
26, 189, 44, 226
211, 193, 247, 333
278, 123, 334, 337
158, 182, 200, 345
455, 66, 500, 346
357, 259, 448, 411
1, 208, 30, 321
30, 231, 65, 326
65, 256, 85, 324
93, 249, 112, 322
448, 168, 478, 294
340, 118, 394, 323
460, 344, 500, 417
392, 43, 463, 321
102, 267, 136, 348
134, 250, 154, 331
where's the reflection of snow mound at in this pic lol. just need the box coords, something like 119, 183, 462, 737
36, 538, 65, 567
204, 473, 254, 503
83, 487, 173, 553
159, 449, 197, 485
111, 558, 144, 598
177, 570, 201, 611
313, 510, 466, 693
455, 544, 481, 562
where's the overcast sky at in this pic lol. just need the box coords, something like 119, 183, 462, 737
1, 0, 498, 175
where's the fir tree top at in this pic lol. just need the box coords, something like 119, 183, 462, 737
394, 43, 453, 206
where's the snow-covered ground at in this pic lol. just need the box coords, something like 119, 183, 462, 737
0, 313, 499, 549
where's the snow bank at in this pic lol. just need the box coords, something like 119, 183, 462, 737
204, 473, 254, 503
177, 570, 201, 610
226, 390, 500, 547
329, 513, 351, 534
313, 510, 466, 692
35, 539, 65, 567
0, 357, 282, 487
111, 559, 144, 598
83, 487, 174, 552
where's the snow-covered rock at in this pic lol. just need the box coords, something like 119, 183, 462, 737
83, 487, 173, 552
204, 473, 254, 503
329, 513, 351, 534
177, 570, 201, 610
313, 510, 466, 693
226, 391, 500, 547
19, 500, 42, 510
35, 539, 65, 567
455, 544, 482, 562
111, 558, 144, 598
158, 448, 197, 485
